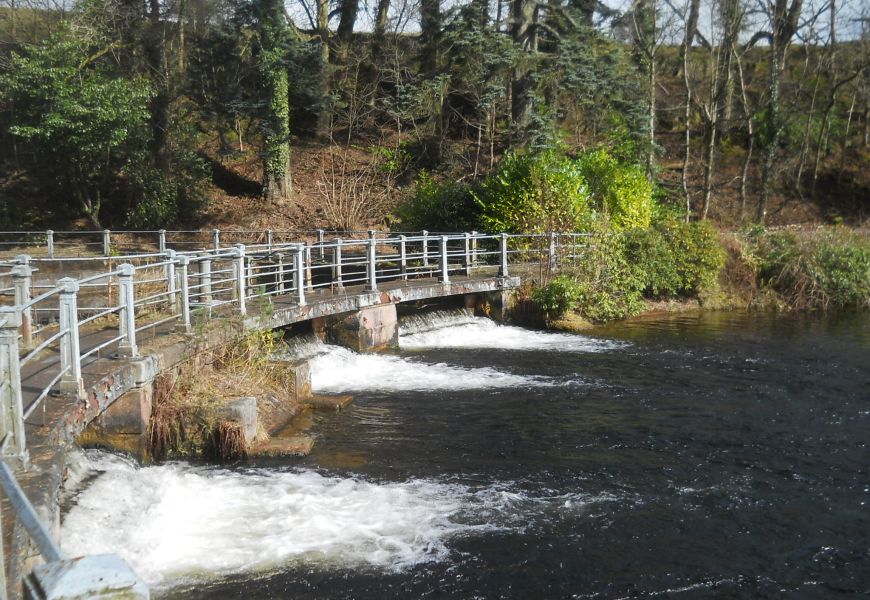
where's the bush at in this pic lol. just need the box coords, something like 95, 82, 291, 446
575, 149, 653, 230
626, 219, 726, 298
571, 229, 645, 322
532, 275, 581, 323
753, 228, 870, 310
473, 150, 593, 233
397, 171, 479, 231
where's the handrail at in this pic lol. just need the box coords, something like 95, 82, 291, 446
1, 229, 586, 460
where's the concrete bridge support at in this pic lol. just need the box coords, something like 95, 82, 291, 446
322, 304, 399, 353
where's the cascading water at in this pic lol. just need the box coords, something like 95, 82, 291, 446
60, 311, 870, 598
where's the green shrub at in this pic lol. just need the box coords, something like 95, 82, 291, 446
753, 228, 870, 310
575, 149, 653, 230
397, 171, 479, 231
571, 229, 645, 322
473, 150, 593, 233
532, 275, 581, 323
626, 219, 726, 298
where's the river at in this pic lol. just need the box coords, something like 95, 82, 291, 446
60, 310, 870, 598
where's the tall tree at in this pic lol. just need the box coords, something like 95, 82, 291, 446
756, 0, 803, 222
257, 0, 293, 202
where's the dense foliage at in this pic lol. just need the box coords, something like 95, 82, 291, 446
625, 220, 725, 298
750, 228, 870, 310
473, 151, 592, 234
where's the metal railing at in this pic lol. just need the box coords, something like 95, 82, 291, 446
0, 228, 593, 454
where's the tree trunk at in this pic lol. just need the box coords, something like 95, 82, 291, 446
315, 0, 332, 139
419, 0, 441, 76
259, 0, 292, 203
147, 0, 170, 173
337, 0, 359, 44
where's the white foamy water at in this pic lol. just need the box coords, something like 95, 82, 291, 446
307, 345, 562, 393
399, 310, 624, 353
62, 453, 476, 586
61, 452, 621, 588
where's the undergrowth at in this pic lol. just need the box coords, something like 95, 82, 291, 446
148, 329, 294, 461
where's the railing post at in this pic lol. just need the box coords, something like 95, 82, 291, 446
471, 230, 478, 266
266, 229, 273, 252
294, 244, 306, 305
548, 231, 557, 271
275, 253, 286, 294
102, 229, 111, 257
367, 233, 377, 291
439, 236, 450, 283
177, 255, 191, 333
399, 235, 407, 281
158, 229, 167, 252
422, 230, 429, 267
116, 265, 138, 358
46, 229, 54, 258
0, 307, 28, 466
305, 243, 314, 292
57, 278, 84, 393
500, 233, 509, 277
234, 244, 247, 316
199, 257, 213, 307
317, 229, 325, 259
464, 232, 472, 277
12, 261, 33, 349
212, 228, 221, 251
164, 249, 178, 314
334, 239, 344, 288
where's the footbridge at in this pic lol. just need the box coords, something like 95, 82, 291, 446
0, 228, 590, 599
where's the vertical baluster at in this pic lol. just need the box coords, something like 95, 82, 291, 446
294, 244, 306, 305
399, 235, 407, 281
234, 244, 247, 315
500, 233, 509, 277
334, 239, 344, 288
117, 265, 138, 358
0, 307, 29, 465
440, 236, 450, 283
178, 256, 191, 332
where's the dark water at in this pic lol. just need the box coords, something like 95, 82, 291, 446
70, 311, 870, 598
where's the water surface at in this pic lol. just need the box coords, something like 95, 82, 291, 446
62, 310, 870, 598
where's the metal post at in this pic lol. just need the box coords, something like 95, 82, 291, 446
317, 229, 325, 259
57, 278, 84, 393
164, 250, 178, 314
305, 243, 314, 292
422, 230, 429, 267
548, 231, 557, 271
294, 244, 306, 305
334, 239, 344, 288
12, 262, 33, 349
46, 229, 54, 258
399, 235, 407, 281
117, 265, 138, 358
234, 244, 247, 316
266, 230, 273, 252
440, 235, 450, 283
367, 237, 377, 291
158, 229, 167, 252
500, 233, 509, 277
212, 228, 221, 251
102, 229, 111, 257
275, 253, 286, 294
0, 308, 28, 465
177, 256, 191, 333
196, 259, 211, 309
464, 233, 472, 277
471, 230, 478, 266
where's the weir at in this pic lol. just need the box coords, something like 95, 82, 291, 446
0, 228, 590, 599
